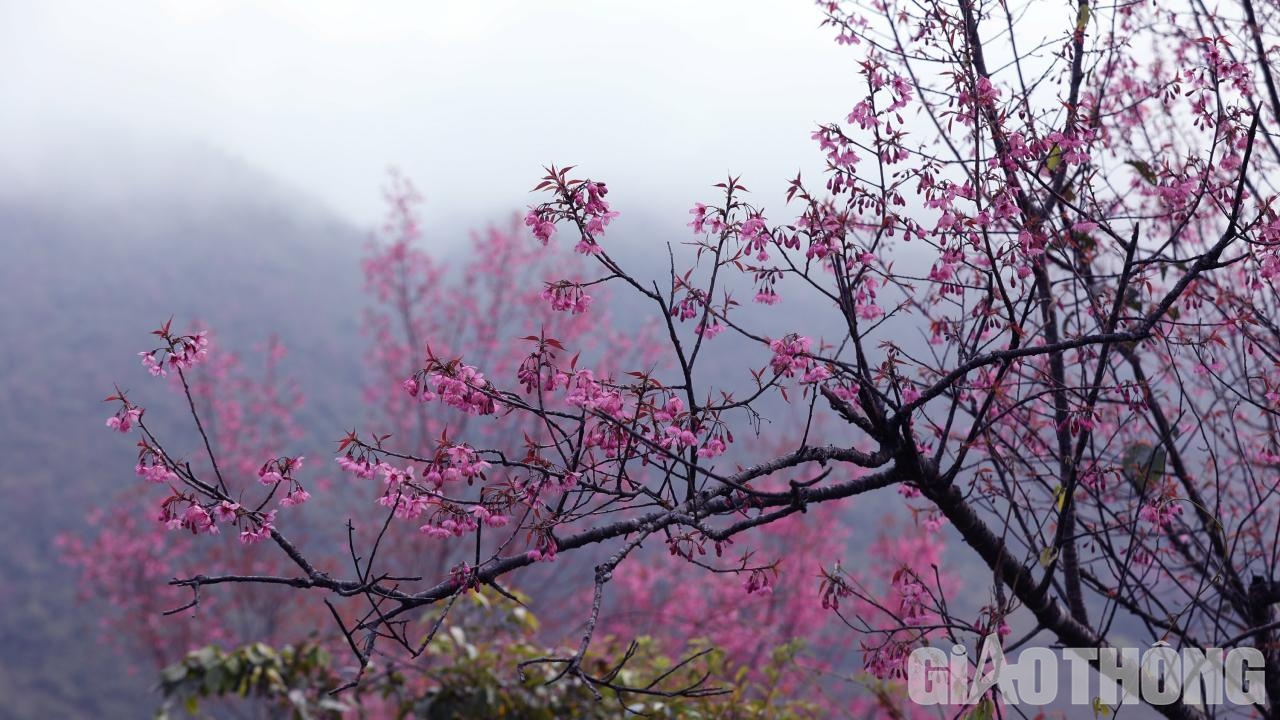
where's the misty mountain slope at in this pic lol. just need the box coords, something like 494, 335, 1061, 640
0, 136, 368, 718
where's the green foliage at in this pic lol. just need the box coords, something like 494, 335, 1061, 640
1074, 0, 1091, 32
1125, 159, 1158, 184
156, 592, 823, 719
1121, 441, 1167, 493
156, 642, 348, 719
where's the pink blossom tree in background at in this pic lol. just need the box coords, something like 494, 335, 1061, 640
88, 0, 1280, 717
61, 336, 317, 669
358, 176, 865, 693
68, 177, 871, 715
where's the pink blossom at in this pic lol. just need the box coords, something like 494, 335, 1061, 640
279, 488, 310, 508
106, 408, 142, 433
419, 524, 454, 540
697, 438, 728, 458
1139, 498, 1183, 530
855, 300, 883, 320
901, 385, 921, 404
661, 424, 699, 449
524, 208, 556, 244
140, 352, 166, 377
181, 504, 215, 535
743, 568, 774, 595
135, 462, 177, 485
239, 511, 276, 545
541, 282, 593, 314
688, 202, 708, 233
429, 363, 497, 415
213, 501, 240, 523
768, 335, 813, 378
801, 365, 831, 384
846, 101, 877, 130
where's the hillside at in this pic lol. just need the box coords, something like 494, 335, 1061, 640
0, 134, 367, 717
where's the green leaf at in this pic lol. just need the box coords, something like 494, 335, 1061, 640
1075, 1, 1091, 32
1039, 546, 1059, 568
969, 696, 996, 720
1125, 159, 1158, 184
190, 645, 219, 669
159, 663, 188, 686
1046, 144, 1063, 171
203, 665, 225, 696
1122, 442, 1166, 492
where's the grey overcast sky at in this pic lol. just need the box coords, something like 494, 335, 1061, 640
1, 1, 865, 229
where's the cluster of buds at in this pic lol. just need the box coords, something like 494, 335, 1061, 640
540, 280, 592, 314
257, 456, 310, 508
405, 352, 497, 416
527, 166, 620, 255
139, 319, 209, 377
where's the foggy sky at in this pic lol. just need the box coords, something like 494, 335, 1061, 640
2, 1, 870, 234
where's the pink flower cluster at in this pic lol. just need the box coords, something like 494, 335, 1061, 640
107, 407, 142, 433
155, 493, 262, 541
526, 532, 558, 562
541, 281, 593, 314
135, 461, 177, 485
239, 511, 276, 545
739, 214, 770, 260
406, 361, 497, 416
340, 443, 492, 501
957, 75, 1001, 111
688, 202, 724, 235
527, 171, 620, 255
336, 454, 383, 479
892, 570, 933, 626
180, 504, 215, 534
213, 501, 240, 523
1139, 496, 1184, 531
524, 208, 556, 245
661, 424, 698, 450
575, 181, 618, 238
419, 514, 477, 539
256, 456, 309, 509
742, 567, 775, 595
698, 437, 728, 458
279, 488, 311, 508
140, 330, 210, 377
652, 395, 725, 456
768, 334, 814, 378
812, 125, 861, 173
435, 365, 495, 415
416, 499, 512, 540
469, 504, 509, 528
565, 370, 625, 417
864, 642, 911, 681
517, 351, 569, 394
433, 445, 492, 486
697, 320, 724, 339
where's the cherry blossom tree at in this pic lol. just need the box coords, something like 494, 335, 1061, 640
91, 0, 1280, 717
70, 176, 874, 715
61, 336, 315, 669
